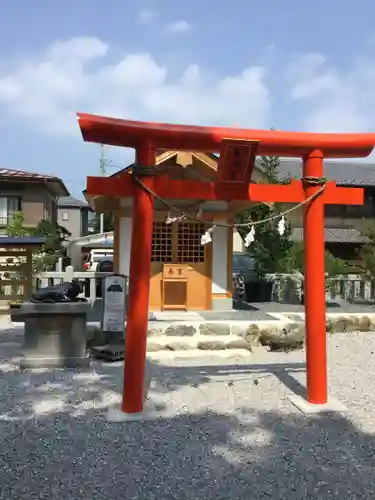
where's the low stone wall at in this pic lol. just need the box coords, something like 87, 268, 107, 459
275, 275, 375, 304
87, 314, 375, 353
236, 273, 375, 305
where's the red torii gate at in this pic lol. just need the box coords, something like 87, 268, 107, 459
77, 112, 375, 415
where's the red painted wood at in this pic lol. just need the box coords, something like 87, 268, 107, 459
303, 151, 328, 404
86, 175, 364, 205
121, 145, 155, 414
77, 112, 375, 158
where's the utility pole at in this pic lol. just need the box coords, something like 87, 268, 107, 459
99, 144, 106, 234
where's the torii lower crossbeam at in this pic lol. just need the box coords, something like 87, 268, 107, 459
86, 149, 364, 414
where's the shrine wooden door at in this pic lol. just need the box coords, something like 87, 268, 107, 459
149, 220, 212, 311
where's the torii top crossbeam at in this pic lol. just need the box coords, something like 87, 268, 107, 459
77, 112, 375, 158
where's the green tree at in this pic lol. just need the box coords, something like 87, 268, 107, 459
281, 241, 349, 277
6, 211, 29, 237
236, 156, 294, 275
33, 219, 71, 270
356, 220, 375, 277
237, 155, 349, 277
34, 219, 71, 252
5, 212, 71, 271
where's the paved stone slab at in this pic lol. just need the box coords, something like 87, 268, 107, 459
199, 310, 275, 321
288, 394, 348, 415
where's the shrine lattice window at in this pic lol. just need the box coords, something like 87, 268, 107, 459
151, 222, 172, 262
177, 222, 205, 263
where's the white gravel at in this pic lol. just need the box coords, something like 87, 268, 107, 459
1, 328, 375, 499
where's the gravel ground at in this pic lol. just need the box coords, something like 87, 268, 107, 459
1, 327, 375, 499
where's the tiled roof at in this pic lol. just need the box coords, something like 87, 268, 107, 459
0, 236, 46, 246
58, 196, 88, 208
291, 227, 369, 244
0, 168, 69, 196
0, 168, 58, 181
278, 159, 375, 186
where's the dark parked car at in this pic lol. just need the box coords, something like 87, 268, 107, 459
83, 256, 114, 298
96, 257, 114, 296
232, 252, 256, 298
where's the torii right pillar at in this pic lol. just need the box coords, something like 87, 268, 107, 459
303, 149, 327, 405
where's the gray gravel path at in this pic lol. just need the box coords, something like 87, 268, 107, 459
1, 327, 375, 499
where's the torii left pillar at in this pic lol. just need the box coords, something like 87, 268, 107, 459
122, 143, 155, 414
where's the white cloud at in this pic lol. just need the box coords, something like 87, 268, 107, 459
165, 20, 191, 34
137, 9, 155, 25
3, 37, 375, 141
0, 36, 270, 136
286, 53, 375, 132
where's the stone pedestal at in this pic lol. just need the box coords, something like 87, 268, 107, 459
12, 302, 90, 369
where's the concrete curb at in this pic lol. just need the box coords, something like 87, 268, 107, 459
4, 313, 375, 354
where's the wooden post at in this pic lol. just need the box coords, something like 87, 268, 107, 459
303, 149, 328, 404
122, 144, 155, 414
24, 248, 33, 300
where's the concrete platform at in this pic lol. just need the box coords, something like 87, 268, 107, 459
148, 308, 276, 322
288, 394, 348, 415
20, 354, 91, 370
107, 400, 164, 422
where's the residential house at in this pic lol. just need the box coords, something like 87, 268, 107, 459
57, 196, 90, 241
0, 167, 69, 230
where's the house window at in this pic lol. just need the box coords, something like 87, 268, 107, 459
0, 197, 21, 225
62, 211, 69, 221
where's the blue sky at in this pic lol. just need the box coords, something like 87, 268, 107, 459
1, 0, 375, 198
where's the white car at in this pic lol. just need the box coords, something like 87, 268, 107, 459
83, 250, 114, 271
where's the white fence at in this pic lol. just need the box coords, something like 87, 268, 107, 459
35, 265, 126, 302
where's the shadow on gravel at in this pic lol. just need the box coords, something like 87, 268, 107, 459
0, 332, 374, 498
0, 393, 373, 498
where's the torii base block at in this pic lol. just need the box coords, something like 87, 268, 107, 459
288, 395, 347, 415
